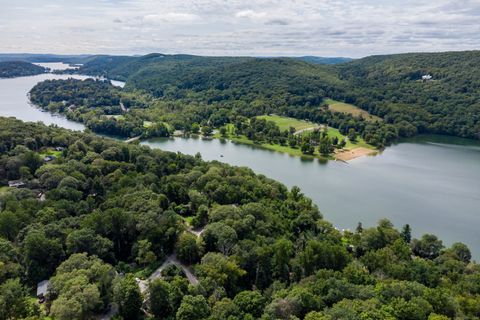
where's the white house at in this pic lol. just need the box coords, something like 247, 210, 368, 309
422, 74, 432, 81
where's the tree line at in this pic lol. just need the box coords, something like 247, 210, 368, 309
0, 117, 478, 320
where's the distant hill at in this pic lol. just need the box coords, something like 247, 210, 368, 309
295, 56, 353, 64
76, 50, 480, 140
332, 51, 480, 139
0, 53, 91, 63
0, 61, 47, 78
78, 54, 343, 105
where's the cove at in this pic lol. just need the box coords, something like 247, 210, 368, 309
0, 65, 479, 259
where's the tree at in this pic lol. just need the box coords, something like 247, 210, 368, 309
114, 274, 143, 320
220, 126, 227, 137
211, 298, 240, 320
197, 253, 246, 295
22, 229, 64, 283
412, 234, 444, 259
300, 142, 314, 155
202, 126, 213, 136
48, 253, 114, 319
66, 228, 114, 261
176, 232, 200, 264
134, 239, 157, 267
233, 290, 266, 318
149, 279, 172, 318
448, 242, 471, 263
272, 238, 294, 281
318, 138, 333, 155
0, 278, 28, 320
176, 295, 210, 320
191, 123, 200, 134
347, 128, 357, 142
401, 224, 412, 244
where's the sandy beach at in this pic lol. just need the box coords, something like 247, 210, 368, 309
334, 147, 377, 162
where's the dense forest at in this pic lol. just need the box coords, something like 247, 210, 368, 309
32, 55, 398, 148
0, 61, 46, 78
75, 51, 480, 141
0, 117, 479, 320
334, 51, 480, 139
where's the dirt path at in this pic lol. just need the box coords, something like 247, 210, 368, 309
125, 135, 141, 143
294, 125, 324, 136
119, 102, 128, 112
187, 226, 205, 237
138, 253, 199, 294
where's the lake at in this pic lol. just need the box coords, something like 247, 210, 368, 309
0, 67, 479, 258
142, 135, 480, 258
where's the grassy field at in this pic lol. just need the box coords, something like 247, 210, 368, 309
214, 115, 375, 159
325, 99, 382, 122
38, 148, 63, 158
323, 127, 374, 150
256, 115, 318, 132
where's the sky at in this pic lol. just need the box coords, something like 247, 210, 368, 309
0, 0, 479, 58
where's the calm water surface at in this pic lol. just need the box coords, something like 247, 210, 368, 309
143, 136, 480, 259
0, 67, 479, 258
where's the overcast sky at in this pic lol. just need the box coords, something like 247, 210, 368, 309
0, 0, 479, 58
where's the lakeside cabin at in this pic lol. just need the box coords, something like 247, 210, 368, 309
8, 180, 26, 188
37, 280, 50, 303
43, 155, 56, 162
422, 74, 433, 81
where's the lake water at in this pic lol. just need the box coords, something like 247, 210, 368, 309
142, 136, 480, 259
0, 63, 124, 130
0, 66, 479, 258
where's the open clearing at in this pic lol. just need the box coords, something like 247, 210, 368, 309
325, 99, 382, 122
257, 115, 318, 132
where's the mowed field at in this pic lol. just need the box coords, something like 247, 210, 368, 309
325, 99, 382, 122
256, 115, 318, 132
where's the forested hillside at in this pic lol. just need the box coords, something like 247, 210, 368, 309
334, 51, 480, 139
76, 51, 480, 141
0, 117, 479, 320
0, 61, 46, 78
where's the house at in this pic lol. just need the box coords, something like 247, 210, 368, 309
8, 180, 26, 188
422, 74, 432, 81
37, 280, 50, 303
43, 155, 56, 162
55, 147, 65, 151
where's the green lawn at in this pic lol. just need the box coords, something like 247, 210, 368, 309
38, 148, 63, 158
325, 99, 382, 122
213, 115, 375, 159
257, 115, 318, 132
324, 127, 374, 150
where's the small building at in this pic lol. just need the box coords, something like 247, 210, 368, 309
422, 74, 432, 81
8, 180, 26, 188
37, 280, 50, 303
43, 155, 56, 162
55, 147, 65, 151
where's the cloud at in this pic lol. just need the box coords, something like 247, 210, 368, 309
265, 19, 289, 26
0, 0, 479, 57
143, 12, 200, 23
235, 10, 267, 20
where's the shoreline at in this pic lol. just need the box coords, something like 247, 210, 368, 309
334, 147, 378, 162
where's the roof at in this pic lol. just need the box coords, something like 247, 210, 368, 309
37, 280, 50, 296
